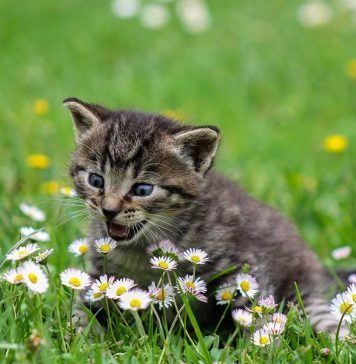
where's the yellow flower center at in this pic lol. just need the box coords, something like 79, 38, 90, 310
275, 317, 282, 323
99, 282, 109, 292
324, 135, 348, 153
28, 273, 38, 284
116, 287, 127, 296
69, 277, 81, 287
62, 186, 73, 195
25, 154, 50, 169
221, 291, 233, 301
15, 274, 23, 282
100, 244, 111, 253
79, 245, 89, 254
157, 289, 167, 301
186, 281, 196, 289
340, 303, 353, 314
260, 336, 269, 345
240, 280, 250, 292
352, 294, 356, 303
158, 261, 169, 269
18, 248, 28, 257
191, 255, 201, 263
130, 298, 142, 308
93, 292, 103, 299
253, 306, 262, 313
239, 317, 246, 324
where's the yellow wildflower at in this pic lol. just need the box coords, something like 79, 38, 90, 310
41, 181, 59, 194
33, 99, 49, 116
323, 135, 348, 153
25, 154, 50, 169
346, 59, 356, 80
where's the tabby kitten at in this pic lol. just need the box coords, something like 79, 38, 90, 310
64, 97, 338, 333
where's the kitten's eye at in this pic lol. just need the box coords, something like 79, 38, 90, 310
88, 173, 105, 189
132, 183, 153, 197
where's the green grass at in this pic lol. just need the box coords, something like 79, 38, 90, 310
0, 0, 356, 362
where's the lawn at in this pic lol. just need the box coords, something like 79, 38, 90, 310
0, 0, 355, 362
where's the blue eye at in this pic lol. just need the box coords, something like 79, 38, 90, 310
88, 173, 105, 189
133, 183, 153, 197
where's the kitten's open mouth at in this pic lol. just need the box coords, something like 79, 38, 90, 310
106, 221, 146, 241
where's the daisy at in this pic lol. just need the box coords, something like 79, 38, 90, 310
2, 267, 24, 284
331, 246, 352, 260
91, 275, 116, 293
252, 329, 272, 347
19, 203, 45, 222
258, 295, 277, 313
148, 282, 175, 309
85, 289, 105, 302
215, 284, 236, 305
263, 322, 285, 335
22, 261, 49, 294
94, 238, 117, 254
183, 248, 209, 265
232, 309, 253, 327
20, 227, 50, 242
348, 274, 356, 284
236, 273, 259, 298
150, 256, 177, 271
347, 284, 356, 304
330, 292, 355, 324
177, 274, 207, 302
6, 243, 40, 261
106, 278, 136, 299
297, 2, 332, 28
146, 239, 181, 260
34, 248, 54, 264
271, 313, 288, 326
118, 289, 152, 311
68, 238, 90, 256
60, 268, 91, 290
60, 186, 77, 197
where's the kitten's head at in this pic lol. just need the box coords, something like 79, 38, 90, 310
64, 98, 220, 245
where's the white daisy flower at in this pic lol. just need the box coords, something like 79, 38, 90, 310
176, 0, 211, 34
118, 289, 152, 311
347, 284, 356, 304
94, 238, 117, 254
85, 289, 105, 302
140, 4, 170, 30
91, 275, 116, 293
177, 274, 207, 302
2, 267, 24, 284
215, 284, 236, 305
106, 278, 136, 299
258, 295, 277, 313
68, 238, 90, 256
112, 0, 140, 19
148, 282, 175, 309
34, 248, 54, 264
20, 227, 50, 242
22, 261, 49, 294
6, 243, 40, 261
348, 274, 356, 284
252, 329, 272, 347
271, 313, 288, 326
183, 248, 209, 265
331, 246, 352, 260
150, 256, 177, 271
330, 292, 355, 324
60, 268, 91, 290
232, 309, 253, 327
263, 322, 285, 335
60, 186, 77, 197
19, 203, 45, 222
297, 2, 332, 28
236, 273, 259, 298
146, 239, 181, 260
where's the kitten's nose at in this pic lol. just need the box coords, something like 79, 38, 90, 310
102, 208, 119, 220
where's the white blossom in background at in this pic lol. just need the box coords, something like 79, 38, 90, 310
112, 0, 140, 18
20, 226, 50, 242
140, 4, 170, 29
176, 0, 211, 34
19, 203, 45, 222
341, 0, 356, 10
348, 274, 356, 284
297, 2, 333, 28
331, 246, 352, 260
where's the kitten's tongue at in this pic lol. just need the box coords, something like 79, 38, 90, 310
108, 223, 129, 240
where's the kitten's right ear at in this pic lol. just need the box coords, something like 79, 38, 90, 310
63, 97, 107, 142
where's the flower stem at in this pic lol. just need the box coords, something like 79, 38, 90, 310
69, 289, 75, 346
213, 301, 231, 335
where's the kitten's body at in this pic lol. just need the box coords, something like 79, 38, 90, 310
64, 98, 338, 332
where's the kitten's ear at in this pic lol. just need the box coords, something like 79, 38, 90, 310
173, 126, 220, 174
63, 97, 108, 142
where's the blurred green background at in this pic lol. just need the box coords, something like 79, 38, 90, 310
0, 0, 355, 266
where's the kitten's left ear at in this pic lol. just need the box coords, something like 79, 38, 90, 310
63, 97, 108, 142
173, 126, 220, 174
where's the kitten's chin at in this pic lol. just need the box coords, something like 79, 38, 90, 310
106, 221, 147, 243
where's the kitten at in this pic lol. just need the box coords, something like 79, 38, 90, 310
64, 97, 339, 333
